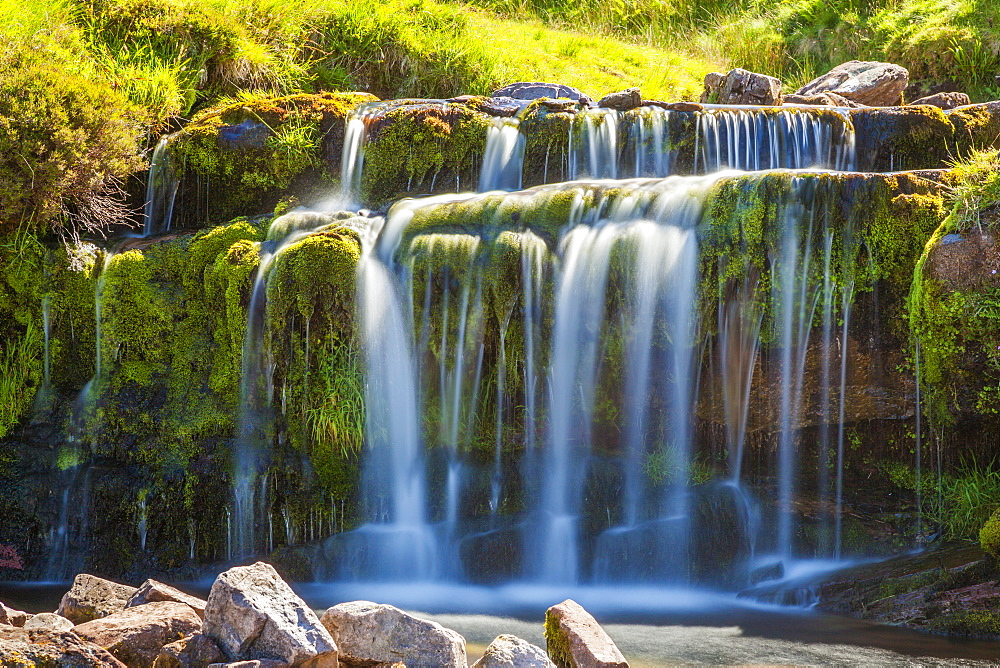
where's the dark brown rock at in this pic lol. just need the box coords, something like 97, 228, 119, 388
641, 100, 703, 112
701, 68, 782, 105
58, 573, 138, 624
796, 60, 908, 107
909, 91, 971, 110
128, 580, 208, 619
927, 230, 1000, 292
544, 599, 628, 668
153, 633, 225, 668
598, 88, 642, 111
75, 600, 203, 668
0, 626, 126, 666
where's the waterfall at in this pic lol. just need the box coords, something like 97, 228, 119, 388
569, 108, 619, 180
144, 137, 179, 237
480, 117, 526, 192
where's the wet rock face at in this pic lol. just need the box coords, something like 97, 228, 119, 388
701, 68, 782, 105
320, 600, 466, 667
796, 60, 909, 107
927, 230, 1000, 292
58, 573, 138, 624
472, 634, 555, 668
492, 82, 585, 101
544, 600, 628, 668
909, 91, 971, 110
0, 626, 126, 666
74, 600, 203, 668
203, 562, 338, 665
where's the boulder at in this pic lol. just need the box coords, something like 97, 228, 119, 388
598, 88, 642, 111
58, 573, 138, 624
153, 633, 225, 668
0, 626, 125, 666
472, 634, 555, 668
700, 68, 782, 106
74, 600, 204, 668
492, 82, 585, 101
202, 562, 338, 666
24, 611, 75, 632
447, 95, 523, 117
128, 580, 208, 619
320, 600, 466, 667
544, 599, 628, 668
909, 91, 971, 110
783, 92, 865, 107
207, 661, 287, 667
0, 601, 29, 627
795, 60, 908, 107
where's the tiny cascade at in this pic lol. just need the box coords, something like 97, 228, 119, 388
144, 137, 180, 237
569, 108, 619, 180
480, 117, 526, 192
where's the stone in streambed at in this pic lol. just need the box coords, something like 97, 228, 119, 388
598, 88, 642, 111
58, 573, 138, 624
0, 601, 29, 627
24, 611, 75, 631
320, 600, 466, 667
0, 626, 126, 666
783, 92, 865, 107
796, 60, 908, 107
701, 68, 782, 105
207, 661, 287, 667
544, 599, 628, 668
74, 600, 203, 668
492, 82, 586, 101
472, 634, 555, 668
128, 579, 208, 619
909, 92, 971, 110
153, 633, 225, 668
203, 561, 338, 665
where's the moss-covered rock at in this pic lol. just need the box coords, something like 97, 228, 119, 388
171, 92, 378, 227
360, 101, 492, 207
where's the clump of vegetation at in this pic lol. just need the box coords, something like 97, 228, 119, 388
980, 508, 1000, 559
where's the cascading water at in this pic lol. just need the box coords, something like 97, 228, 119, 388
480, 117, 526, 192
144, 137, 180, 237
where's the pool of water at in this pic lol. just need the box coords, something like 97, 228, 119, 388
4, 579, 999, 665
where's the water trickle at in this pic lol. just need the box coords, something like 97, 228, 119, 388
480, 117, 526, 192
144, 137, 180, 237
569, 108, 619, 180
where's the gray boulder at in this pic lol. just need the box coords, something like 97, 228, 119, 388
320, 600, 466, 667
202, 562, 338, 666
58, 573, 138, 624
492, 82, 585, 101
795, 60, 908, 107
544, 599, 628, 668
153, 633, 225, 668
598, 88, 642, 111
701, 69, 782, 106
128, 580, 208, 619
909, 91, 971, 109
24, 612, 75, 632
472, 634, 555, 668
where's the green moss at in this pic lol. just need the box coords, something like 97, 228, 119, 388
173, 92, 378, 225
360, 103, 491, 207
927, 610, 1000, 639
521, 103, 575, 187
544, 609, 572, 668
980, 509, 1000, 559
852, 106, 955, 172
